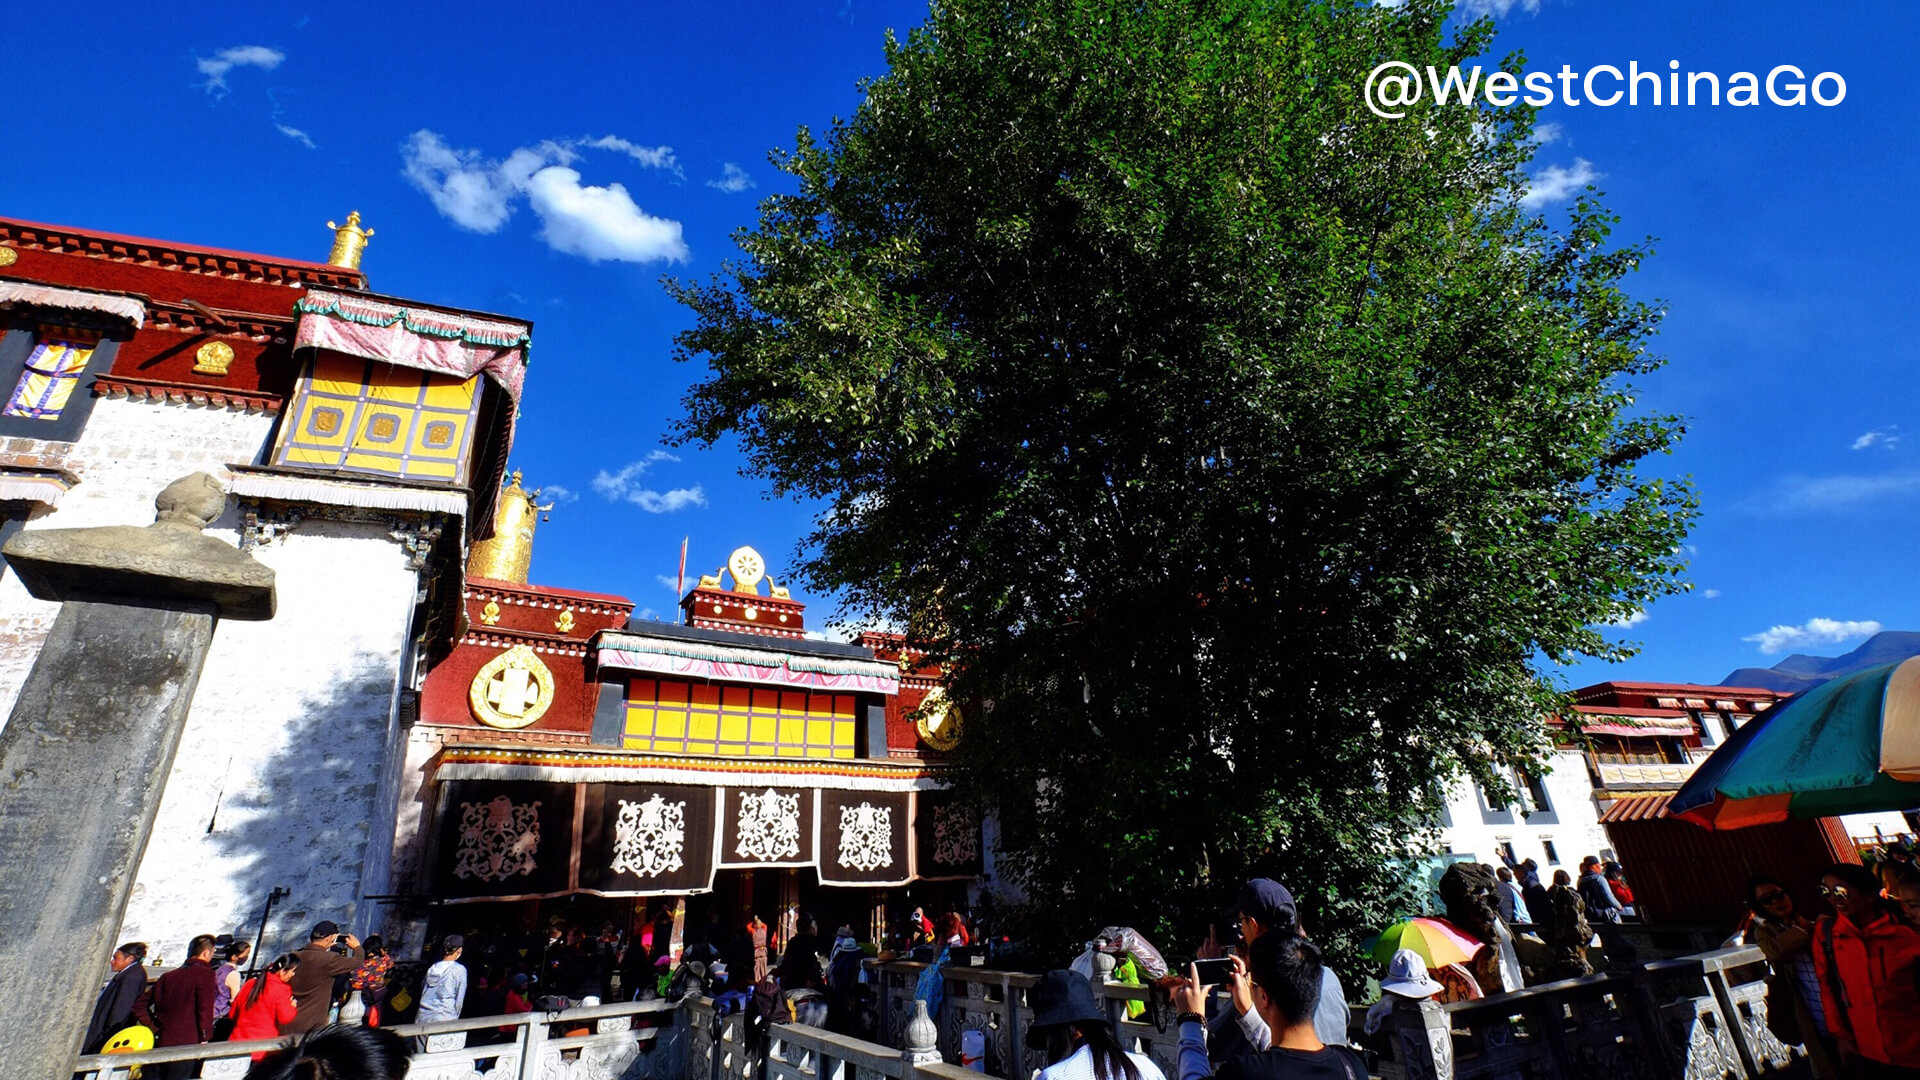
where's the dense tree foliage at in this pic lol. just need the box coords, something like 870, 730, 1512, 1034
671, 0, 1693, 975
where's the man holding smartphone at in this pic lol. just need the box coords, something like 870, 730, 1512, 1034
1203, 880, 1349, 1059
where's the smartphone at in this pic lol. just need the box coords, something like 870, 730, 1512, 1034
1192, 958, 1236, 985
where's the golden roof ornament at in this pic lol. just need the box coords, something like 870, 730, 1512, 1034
326, 211, 373, 270
468, 469, 554, 584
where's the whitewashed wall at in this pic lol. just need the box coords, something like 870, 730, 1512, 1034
0, 396, 274, 725
0, 396, 425, 965
1438, 749, 1614, 878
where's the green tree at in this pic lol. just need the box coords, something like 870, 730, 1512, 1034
671, 0, 1692, 977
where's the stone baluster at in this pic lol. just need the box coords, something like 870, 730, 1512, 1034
904, 998, 942, 1079
1391, 996, 1453, 1080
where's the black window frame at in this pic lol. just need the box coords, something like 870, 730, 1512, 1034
0, 312, 126, 442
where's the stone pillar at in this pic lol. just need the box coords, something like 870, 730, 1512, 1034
0, 474, 273, 1080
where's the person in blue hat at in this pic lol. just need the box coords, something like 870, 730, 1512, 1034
1026, 970, 1167, 1080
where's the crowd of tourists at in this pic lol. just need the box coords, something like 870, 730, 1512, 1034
74, 851, 1920, 1079
1731, 857, 1920, 1079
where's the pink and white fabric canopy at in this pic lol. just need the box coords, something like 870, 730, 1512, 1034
293, 289, 530, 400
597, 631, 901, 695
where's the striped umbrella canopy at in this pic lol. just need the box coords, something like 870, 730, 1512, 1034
1670, 657, 1920, 829
1370, 917, 1481, 968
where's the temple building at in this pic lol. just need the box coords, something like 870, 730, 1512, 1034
0, 213, 528, 963
397, 506, 983, 951
1438, 680, 1910, 922
0, 209, 983, 967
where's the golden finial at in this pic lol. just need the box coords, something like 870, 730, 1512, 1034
326, 211, 374, 270
469, 469, 554, 584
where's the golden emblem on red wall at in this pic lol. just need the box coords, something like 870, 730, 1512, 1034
914, 687, 964, 751
469, 643, 555, 729
193, 341, 234, 376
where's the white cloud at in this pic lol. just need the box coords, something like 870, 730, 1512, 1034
1769, 470, 1920, 513
1604, 610, 1649, 628
592, 452, 703, 513
584, 135, 683, 179
402, 131, 521, 232
523, 166, 689, 263
591, 451, 678, 499
1743, 617, 1882, 656
1703, 589, 1722, 599
656, 574, 684, 594
627, 486, 707, 513
542, 484, 580, 505
637, 607, 660, 621
1458, 0, 1541, 14
402, 131, 687, 262
1522, 158, 1599, 208
706, 163, 755, 194
276, 123, 315, 149
198, 45, 284, 96
1851, 426, 1901, 451
1530, 122, 1563, 146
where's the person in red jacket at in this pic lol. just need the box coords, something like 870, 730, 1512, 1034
133, 935, 218, 1080
1812, 862, 1920, 1077
228, 954, 303, 1061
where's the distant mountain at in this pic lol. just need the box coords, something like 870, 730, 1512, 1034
1720, 631, 1920, 691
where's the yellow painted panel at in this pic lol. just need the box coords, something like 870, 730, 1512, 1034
833, 745, 855, 759
749, 716, 773, 745
367, 372, 427, 404
807, 719, 835, 747
410, 412, 469, 459
281, 446, 341, 466
686, 738, 718, 755
421, 375, 479, 409
778, 717, 805, 746
832, 721, 855, 747
309, 354, 365, 396
719, 713, 747, 742
687, 712, 718, 743
747, 744, 775, 757
401, 458, 459, 480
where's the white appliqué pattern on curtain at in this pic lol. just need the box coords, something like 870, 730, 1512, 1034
736, 788, 802, 862
611, 794, 687, 878
837, 802, 893, 871
452, 796, 541, 881
929, 803, 978, 866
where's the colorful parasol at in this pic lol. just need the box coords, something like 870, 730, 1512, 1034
1670, 657, 1920, 829
1370, 917, 1481, 968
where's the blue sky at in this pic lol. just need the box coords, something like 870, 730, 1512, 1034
3, 1, 1914, 687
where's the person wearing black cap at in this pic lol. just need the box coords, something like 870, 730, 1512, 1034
1026, 970, 1167, 1080
1171, 934, 1365, 1080
1208, 880, 1350, 1062
413, 934, 468, 1051
285, 920, 362, 1034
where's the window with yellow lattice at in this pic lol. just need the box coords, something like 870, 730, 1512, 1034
271, 353, 481, 483
624, 678, 858, 760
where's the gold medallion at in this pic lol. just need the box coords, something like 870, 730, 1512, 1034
914, 687, 964, 751
193, 341, 235, 376
469, 643, 555, 729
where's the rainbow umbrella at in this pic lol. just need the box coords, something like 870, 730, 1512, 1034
1670, 657, 1920, 829
1370, 917, 1480, 968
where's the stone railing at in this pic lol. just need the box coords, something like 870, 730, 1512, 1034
71, 997, 679, 1080
1375, 946, 1800, 1080
71, 945, 1809, 1080
869, 959, 1188, 1080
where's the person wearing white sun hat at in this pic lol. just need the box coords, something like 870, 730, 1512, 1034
1361, 949, 1445, 1038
